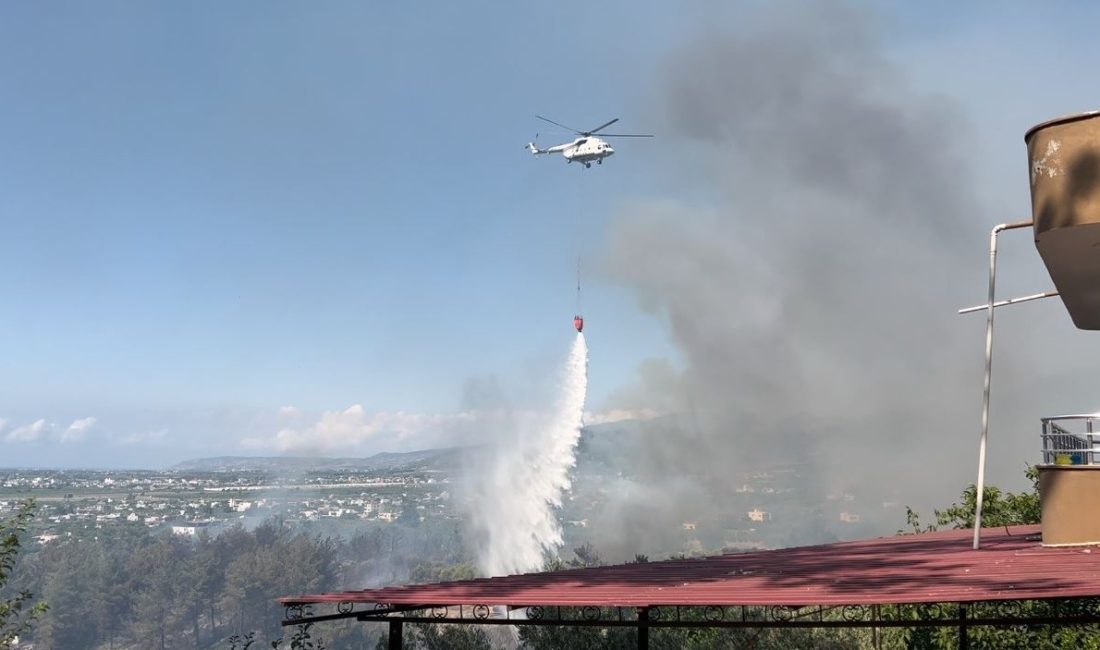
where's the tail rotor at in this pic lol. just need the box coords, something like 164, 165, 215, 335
526, 133, 541, 155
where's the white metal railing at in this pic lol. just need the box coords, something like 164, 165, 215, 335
1040, 414, 1100, 466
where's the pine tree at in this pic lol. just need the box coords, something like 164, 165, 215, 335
0, 499, 47, 648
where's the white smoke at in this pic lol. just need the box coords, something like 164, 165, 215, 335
464, 333, 589, 577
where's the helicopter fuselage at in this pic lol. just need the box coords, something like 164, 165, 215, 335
528, 136, 614, 168
561, 137, 614, 166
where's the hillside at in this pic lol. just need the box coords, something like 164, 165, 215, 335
172, 447, 464, 472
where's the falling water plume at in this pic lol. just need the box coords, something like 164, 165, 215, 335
466, 333, 589, 577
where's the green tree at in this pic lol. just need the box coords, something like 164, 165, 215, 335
904, 466, 1040, 533
187, 532, 227, 646
90, 544, 131, 649
519, 624, 637, 649
372, 624, 493, 650
35, 540, 101, 648
127, 535, 187, 650
0, 499, 47, 648
408, 562, 477, 585
221, 525, 338, 643
935, 466, 1040, 530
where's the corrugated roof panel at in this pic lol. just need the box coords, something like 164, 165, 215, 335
280, 525, 1100, 607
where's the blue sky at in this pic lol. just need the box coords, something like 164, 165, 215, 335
3, 1, 1100, 469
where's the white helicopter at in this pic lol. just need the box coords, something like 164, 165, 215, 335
526, 116, 652, 168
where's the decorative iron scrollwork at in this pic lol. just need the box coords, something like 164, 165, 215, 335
993, 599, 1021, 619
841, 605, 868, 622
915, 603, 944, 621
282, 596, 1100, 631
768, 605, 795, 622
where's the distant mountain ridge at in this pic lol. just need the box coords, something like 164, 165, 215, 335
173, 419, 655, 473
173, 447, 464, 472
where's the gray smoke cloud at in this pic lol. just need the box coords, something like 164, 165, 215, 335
591, 2, 994, 556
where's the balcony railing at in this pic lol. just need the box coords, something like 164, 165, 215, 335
1040, 414, 1100, 465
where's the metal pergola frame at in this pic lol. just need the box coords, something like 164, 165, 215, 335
282, 598, 1100, 649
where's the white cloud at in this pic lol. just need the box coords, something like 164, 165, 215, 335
244, 404, 480, 455
2, 416, 100, 444
278, 405, 302, 419
6, 419, 52, 443
60, 417, 97, 443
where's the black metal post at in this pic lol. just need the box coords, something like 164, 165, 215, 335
872, 604, 880, 650
638, 608, 649, 650
389, 619, 403, 650
959, 603, 968, 650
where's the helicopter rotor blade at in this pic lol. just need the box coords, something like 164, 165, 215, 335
535, 115, 582, 134
586, 118, 620, 135
599, 133, 654, 138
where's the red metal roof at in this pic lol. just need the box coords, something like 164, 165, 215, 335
280, 525, 1100, 608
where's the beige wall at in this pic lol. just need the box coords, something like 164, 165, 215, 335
1039, 465, 1100, 545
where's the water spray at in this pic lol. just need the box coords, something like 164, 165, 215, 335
467, 333, 589, 577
